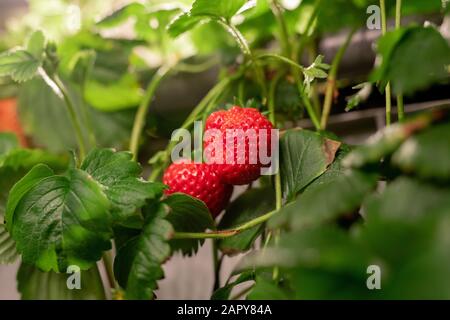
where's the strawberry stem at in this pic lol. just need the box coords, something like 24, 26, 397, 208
172, 210, 277, 239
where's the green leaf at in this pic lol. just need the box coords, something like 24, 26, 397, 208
19, 77, 134, 153
238, 226, 371, 274
17, 263, 106, 300
114, 203, 172, 300
81, 148, 166, 223
8, 165, 112, 272
392, 122, 450, 181
364, 177, 450, 223
164, 193, 215, 255
168, 0, 248, 37
280, 129, 341, 201
342, 110, 440, 169
218, 188, 274, 255
269, 170, 377, 231
96, 3, 146, 28
190, 0, 248, 20
360, 177, 450, 268
372, 26, 450, 95
0, 50, 41, 83
26, 31, 46, 60
5, 164, 54, 229
168, 13, 204, 38
0, 133, 18, 155
211, 271, 254, 300
68, 50, 96, 86
247, 276, 291, 300
0, 148, 67, 265
84, 75, 143, 112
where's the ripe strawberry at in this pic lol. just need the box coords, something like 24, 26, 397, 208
163, 161, 233, 217
204, 106, 274, 185
0, 98, 27, 147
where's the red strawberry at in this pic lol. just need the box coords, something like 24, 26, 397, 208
163, 161, 233, 217
204, 106, 274, 185
0, 98, 27, 147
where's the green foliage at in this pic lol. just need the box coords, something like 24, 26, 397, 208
81, 148, 166, 223
17, 263, 106, 300
280, 129, 341, 201
392, 122, 450, 180
236, 110, 450, 300
19, 78, 134, 152
0, 136, 68, 265
211, 271, 254, 300
0, 133, 19, 155
1, 0, 450, 301
372, 26, 450, 95
0, 31, 45, 82
247, 275, 291, 300
7, 165, 112, 272
342, 110, 440, 169
84, 75, 143, 112
270, 169, 377, 231
164, 193, 215, 255
114, 203, 172, 300
168, 0, 248, 37
218, 188, 274, 255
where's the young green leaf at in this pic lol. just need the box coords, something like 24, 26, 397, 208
114, 203, 172, 300
17, 263, 106, 300
0, 50, 42, 83
8, 165, 112, 272
164, 193, 215, 256
280, 129, 341, 201
26, 30, 46, 60
218, 188, 274, 255
81, 148, 166, 222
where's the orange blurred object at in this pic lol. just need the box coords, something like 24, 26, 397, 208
0, 98, 28, 147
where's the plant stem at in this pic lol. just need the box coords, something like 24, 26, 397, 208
130, 65, 170, 160
102, 251, 116, 293
395, 0, 404, 122
174, 57, 219, 73
320, 28, 356, 130
212, 240, 222, 292
43, 71, 87, 161
297, 0, 322, 58
270, 0, 292, 58
218, 19, 268, 105
256, 53, 321, 130
380, 0, 392, 126
173, 210, 277, 239
299, 83, 321, 130
268, 73, 283, 212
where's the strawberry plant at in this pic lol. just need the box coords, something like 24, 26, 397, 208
0, 0, 449, 300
